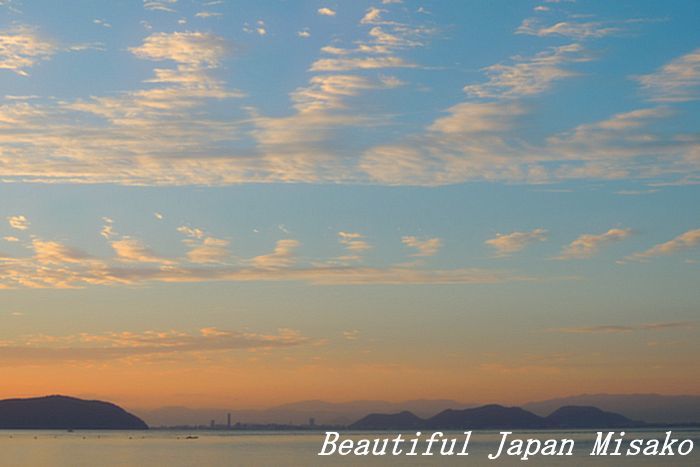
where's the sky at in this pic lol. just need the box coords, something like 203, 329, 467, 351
0, 0, 699, 410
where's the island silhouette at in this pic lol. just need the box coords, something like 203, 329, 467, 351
350, 404, 642, 430
0, 395, 148, 430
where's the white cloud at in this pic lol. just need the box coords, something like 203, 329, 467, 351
464, 44, 588, 99
297, 28, 311, 38
111, 237, 171, 264
93, 19, 112, 28
361, 7, 386, 25
485, 229, 548, 256
143, 0, 177, 13
556, 228, 632, 259
251, 239, 300, 269
100, 217, 116, 239
317, 7, 336, 16
7, 215, 29, 230
185, 236, 231, 264
0, 26, 56, 76
0, 327, 314, 363
177, 225, 205, 239
401, 236, 442, 257
516, 19, 620, 40
177, 225, 231, 263
195, 11, 222, 18
337, 232, 371, 261
310, 55, 414, 72
627, 228, 700, 261
635, 48, 700, 102
129, 31, 228, 68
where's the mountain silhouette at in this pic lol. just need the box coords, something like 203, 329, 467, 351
545, 405, 640, 428
524, 394, 700, 424
426, 404, 548, 429
349, 404, 646, 430
349, 411, 424, 430
0, 395, 148, 430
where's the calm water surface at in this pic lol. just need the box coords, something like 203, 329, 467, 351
0, 429, 697, 466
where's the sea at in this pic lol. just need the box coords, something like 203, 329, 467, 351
0, 429, 698, 466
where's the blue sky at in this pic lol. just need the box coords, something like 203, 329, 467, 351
0, 0, 699, 407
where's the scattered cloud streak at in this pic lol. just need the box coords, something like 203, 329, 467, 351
556, 228, 631, 259
0, 26, 56, 76
401, 236, 442, 257
552, 321, 696, 334
7, 215, 29, 230
0, 327, 314, 364
636, 48, 700, 102
486, 229, 548, 256
627, 228, 700, 261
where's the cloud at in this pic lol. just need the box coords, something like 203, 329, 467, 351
464, 44, 588, 99
635, 48, 700, 102
93, 19, 112, 28
178, 226, 231, 264
556, 228, 632, 259
143, 0, 177, 13
297, 28, 311, 38
177, 225, 205, 239
361, 7, 386, 25
428, 102, 525, 134
33, 239, 92, 264
185, 236, 230, 264
195, 11, 222, 18
0, 327, 314, 364
485, 229, 548, 256
338, 232, 371, 252
100, 217, 116, 239
129, 31, 228, 68
0, 232, 527, 289
335, 232, 372, 262
0, 26, 56, 76
359, 101, 531, 185
552, 321, 696, 334
627, 228, 700, 261
516, 19, 620, 40
401, 236, 442, 257
317, 7, 336, 16
310, 55, 414, 72
251, 239, 300, 269
7, 215, 29, 230
110, 237, 171, 264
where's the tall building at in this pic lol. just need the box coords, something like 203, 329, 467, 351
227, 413, 231, 429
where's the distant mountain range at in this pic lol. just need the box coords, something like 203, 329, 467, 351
134, 394, 700, 427
2, 394, 698, 430
524, 394, 700, 424
350, 405, 643, 430
0, 395, 148, 430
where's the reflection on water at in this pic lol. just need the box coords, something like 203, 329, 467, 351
0, 429, 697, 466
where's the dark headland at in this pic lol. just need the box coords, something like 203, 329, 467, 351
0, 395, 148, 430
